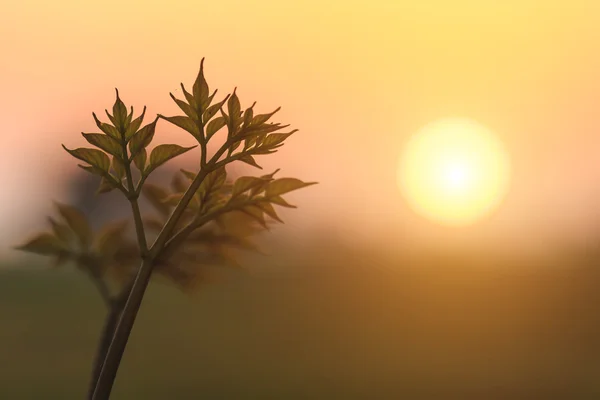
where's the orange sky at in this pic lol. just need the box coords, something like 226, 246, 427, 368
2, 0, 600, 260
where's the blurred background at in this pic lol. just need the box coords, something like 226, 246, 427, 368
3, 0, 600, 398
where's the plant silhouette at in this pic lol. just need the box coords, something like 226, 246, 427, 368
15, 59, 317, 399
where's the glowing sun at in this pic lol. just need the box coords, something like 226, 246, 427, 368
398, 118, 511, 226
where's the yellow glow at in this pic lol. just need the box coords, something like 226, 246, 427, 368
398, 118, 511, 226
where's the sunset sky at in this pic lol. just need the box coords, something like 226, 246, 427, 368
2, 0, 600, 261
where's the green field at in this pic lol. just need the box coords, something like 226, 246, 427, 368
3, 245, 600, 399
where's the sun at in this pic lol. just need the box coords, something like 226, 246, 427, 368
398, 118, 511, 226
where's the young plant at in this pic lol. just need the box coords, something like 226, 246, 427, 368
15, 59, 317, 399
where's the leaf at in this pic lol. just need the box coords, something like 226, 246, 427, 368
125, 106, 146, 140
48, 217, 73, 244
129, 117, 158, 158
171, 171, 187, 193
192, 58, 209, 109
205, 116, 226, 140
133, 148, 147, 172
62, 146, 110, 173
78, 164, 106, 177
94, 220, 129, 256
112, 88, 128, 133
14, 233, 66, 255
260, 131, 297, 149
159, 115, 200, 141
265, 178, 318, 197
250, 107, 281, 126
227, 89, 241, 129
180, 168, 197, 180
239, 154, 262, 169
170, 93, 198, 121
239, 204, 267, 228
142, 183, 171, 216
111, 156, 126, 180
249, 169, 280, 196
231, 176, 268, 199
97, 176, 118, 194
180, 83, 197, 110
197, 167, 227, 209
54, 202, 93, 247
257, 201, 283, 223
81, 133, 123, 159
203, 95, 229, 124
92, 112, 120, 139
242, 102, 256, 128
269, 195, 296, 208
148, 144, 196, 174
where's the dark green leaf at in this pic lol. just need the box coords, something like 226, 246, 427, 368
97, 176, 118, 194
239, 205, 267, 228
129, 117, 158, 158
197, 167, 227, 209
112, 88, 128, 133
231, 176, 268, 199
251, 107, 281, 126
142, 183, 170, 216
148, 144, 196, 173
170, 93, 198, 120
257, 201, 283, 223
48, 217, 73, 244
81, 133, 123, 159
62, 146, 110, 173
260, 130, 297, 149
14, 233, 66, 255
192, 58, 209, 109
269, 195, 296, 208
180, 83, 197, 110
125, 106, 146, 140
239, 154, 262, 169
265, 178, 318, 197
94, 220, 129, 256
205, 116, 226, 140
54, 202, 92, 247
93, 112, 120, 139
249, 169, 280, 196
111, 156, 125, 180
133, 148, 147, 172
227, 89, 241, 128
78, 164, 105, 177
203, 95, 229, 124
242, 102, 256, 128
159, 115, 200, 140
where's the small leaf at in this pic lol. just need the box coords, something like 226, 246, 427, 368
197, 167, 227, 209
170, 93, 198, 120
48, 217, 73, 244
94, 219, 129, 256
125, 106, 147, 140
227, 89, 241, 127
63, 146, 110, 172
205, 116, 226, 140
148, 144, 196, 174
260, 131, 297, 149
54, 202, 93, 247
129, 117, 158, 158
249, 169, 279, 196
81, 133, 123, 159
14, 233, 65, 255
97, 176, 118, 194
93, 113, 120, 139
203, 95, 229, 124
142, 183, 170, 216
242, 102, 256, 128
257, 201, 283, 223
180, 168, 197, 180
111, 156, 126, 180
231, 176, 268, 199
192, 58, 209, 109
239, 155, 262, 169
265, 178, 318, 197
158, 115, 200, 141
133, 148, 147, 172
78, 164, 106, 177
171, 171, 187, 193
251, 107, 281, 126
239, 205, 268, 228
112, 88, 128, 133
269, 195, 296, 208
180, 83, 197, 110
